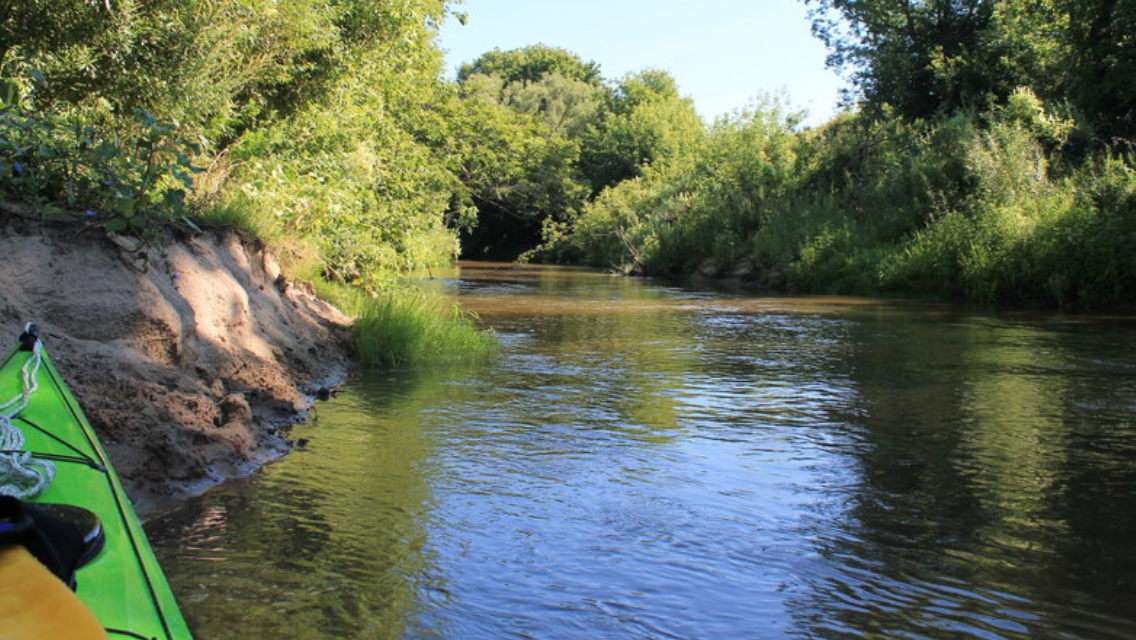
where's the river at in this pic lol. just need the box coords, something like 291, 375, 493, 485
148, 262, 1136, 639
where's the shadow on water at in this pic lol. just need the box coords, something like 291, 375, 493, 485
149, 369, 484, 639
150, 262, 1136, 639
784, 314, 1136, 639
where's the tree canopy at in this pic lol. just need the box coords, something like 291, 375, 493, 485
804, 0, 1136, 136
580, 70, 705, 192
450, 47, 705, 259
457, 45, 602, 88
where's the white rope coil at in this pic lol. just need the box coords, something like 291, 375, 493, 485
0, 325, 56, 498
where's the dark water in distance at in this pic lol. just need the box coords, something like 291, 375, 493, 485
148, 262, 1136, 639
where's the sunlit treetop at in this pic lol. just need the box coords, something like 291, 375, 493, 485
457, 45, 602, 88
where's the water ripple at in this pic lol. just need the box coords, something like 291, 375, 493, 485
149, 264, 1136, 640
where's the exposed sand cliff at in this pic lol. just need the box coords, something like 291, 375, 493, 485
0, 212, 351, 515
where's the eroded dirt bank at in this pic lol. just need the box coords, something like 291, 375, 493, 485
0, 216, 351, 515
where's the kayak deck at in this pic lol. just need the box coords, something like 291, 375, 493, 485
0, 344, 193, 640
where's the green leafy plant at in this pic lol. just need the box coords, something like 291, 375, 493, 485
0, 99, 200, 233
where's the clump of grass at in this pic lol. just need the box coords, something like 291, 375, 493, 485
316, 280, 497, 368
191, 193, 285, 242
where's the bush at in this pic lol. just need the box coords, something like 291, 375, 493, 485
552, 95, 1136, 307
878, 121, 1136, 305
0, 102, 198, 233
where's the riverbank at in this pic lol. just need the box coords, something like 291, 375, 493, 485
0, 212, 352, 515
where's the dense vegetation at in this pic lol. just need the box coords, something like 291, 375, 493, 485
542, 0, 1136, 306
2, 0, 1133, 310
450, 47, 703, 259
0, 0, 495, 364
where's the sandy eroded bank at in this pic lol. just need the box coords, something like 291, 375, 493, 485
0, 214, 351, 515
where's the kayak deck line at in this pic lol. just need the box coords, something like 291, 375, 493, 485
0, 449, 107, 470
1, 333, 194, 640
41, 348, 181, 640
106, 628, 162, 639
10, 415, 107, 470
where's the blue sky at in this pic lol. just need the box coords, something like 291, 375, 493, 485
437, 0, 847, 126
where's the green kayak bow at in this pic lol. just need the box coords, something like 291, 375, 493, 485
0, 325, 193, 640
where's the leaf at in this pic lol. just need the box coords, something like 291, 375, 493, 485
166, 188, 186, 204
181, 216, 202, 233
0, 80, 17, 108
104, 218, 128, 233
90, 141, 119, 163
116, 199, 136, 217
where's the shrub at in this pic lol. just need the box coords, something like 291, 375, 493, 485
0, 102, 199, 233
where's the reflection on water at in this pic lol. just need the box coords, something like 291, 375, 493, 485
149, 262, 1136, 639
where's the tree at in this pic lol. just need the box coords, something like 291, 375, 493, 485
457, 45, 601, 88
449, 46, 604, 258
0, 0, 107, 73
1061, 0, 1136, 137
803, 0, 1000, 118
415, 79, 591, 260
499, 74, 600, 139
580, 70, 705, 192
804, 0, 1136, 138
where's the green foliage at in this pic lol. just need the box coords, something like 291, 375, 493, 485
3, 0, 331, 140
493, 6, 1136, 306
434, 83, 588, 221
553, 85, 1136, 306
449, 46, 604, 259
779, 100, 1136, 305
882, 124, 1136, 305
3, 0, 466, 284
9, 0, 1136, 312
546, 172, 671, 270
804, 0, 999, 118
999, 87, 1078, 147
580, 70, 706, 192
2, 0, 462, 143
316, 280, 497, 368
1063, 0, 1136, 138
450, 51, 706, 259
498, 73, 600, 139
232, 83, 462, 284
986, 0, 1071, 98
0, 100, 198, 233
804, 0, 1136, 138
0, 0, 108, 71
179, 0, 464, 285
457, 45, 601, 88
190, 192, 285, 241
549, 99, 802, 274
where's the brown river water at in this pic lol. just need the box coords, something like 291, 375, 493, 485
148, 262, 1136, 639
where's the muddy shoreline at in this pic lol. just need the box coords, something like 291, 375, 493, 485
0, 214, 352, 517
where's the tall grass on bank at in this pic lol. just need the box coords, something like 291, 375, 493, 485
315, 280, 497, 368
191, 194, 285, 241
